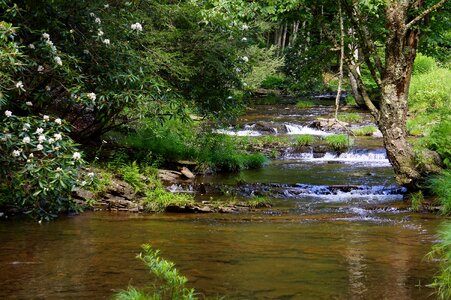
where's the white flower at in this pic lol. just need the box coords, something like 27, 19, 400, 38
69, 29, 74, 33
241, 37, 248, 42
12, 150, 21, 157
131, 22, 143, 31
73, 152, 81, 160
55, 118, 62, 125
28, 44, 35, 49
26, 101, 33, 106
87, 92, 96, 101
4, 110, 12, 117
42, 33, 50, 40
242, 24, 249, 30
15, 81, 24, 89
38, 135, 46, 143
37, 65, 44, 72
29, 153, 34, 158
23, 136, 31, 144
98, 30, 104, 36
235, 67, 241, 73
83, 49, 90, 54
54, 133, 62, 141
243, 82, 248, 87
95, 17, 101, 24
56, 167, 62, 172
37, 144, 44, 151
241, 56, 249, 63
227, 96, 233, 99
43, 115, 49, 121
104, 4, 109, 8
48, 138, 55, 144
23, 123, 31, 131
102, 39, 110, 45
54, 56, 63, 66
87, 172, 95, 177
45, 85, 51, 91
45, 40, 54, 47
35, 127, 44, 134
90, 12, 95, 17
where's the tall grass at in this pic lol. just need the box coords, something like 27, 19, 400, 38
427, 222, 451, 300
337, 112, 362, 123
352, 125, 378, 136
296, 134, 315, 146
430, 171, 451, 215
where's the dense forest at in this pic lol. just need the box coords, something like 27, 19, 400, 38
1, 0, 450, 298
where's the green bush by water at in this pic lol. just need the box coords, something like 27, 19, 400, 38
260, 74, 288, 90
324, 134, 354, 152
114, 244, 197, 300
413, 53, 437, 75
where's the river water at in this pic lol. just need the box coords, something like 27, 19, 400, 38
0, 102, 444, 299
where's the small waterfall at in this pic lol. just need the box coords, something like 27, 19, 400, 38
236, 183, 406, 203
214, 128, 261, 136
284, 149, 390, 166
285, 123, 330, 136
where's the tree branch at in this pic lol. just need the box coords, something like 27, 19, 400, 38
347, 65, 380, 119
406, 0, 448, 29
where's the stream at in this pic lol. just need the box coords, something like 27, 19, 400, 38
0, 101, 443, 299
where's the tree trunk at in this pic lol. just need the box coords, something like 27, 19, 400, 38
377, 1, 441, 188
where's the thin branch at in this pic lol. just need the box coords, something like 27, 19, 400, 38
406, 0, 448, 29
334, 3, 344, 120
347, 65, 380, 119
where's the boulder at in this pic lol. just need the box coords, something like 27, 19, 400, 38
180, 167, 195, 179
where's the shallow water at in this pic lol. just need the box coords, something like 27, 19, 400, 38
0, 211, 442, 299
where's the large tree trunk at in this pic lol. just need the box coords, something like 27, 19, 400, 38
377, 1, 441, 188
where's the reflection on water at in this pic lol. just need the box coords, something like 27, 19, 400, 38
0, 212, 441, 299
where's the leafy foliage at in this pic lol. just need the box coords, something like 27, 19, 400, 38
0, 113, 84, 220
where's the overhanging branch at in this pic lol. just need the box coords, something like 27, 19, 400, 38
406, 0, 448, 29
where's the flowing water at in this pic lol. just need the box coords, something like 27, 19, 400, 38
0, 102, 444, 299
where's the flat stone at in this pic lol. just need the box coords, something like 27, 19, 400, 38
180, 167, 195, 179
72, 188, 95, 200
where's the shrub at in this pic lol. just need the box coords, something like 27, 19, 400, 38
352, 125, 378, 136
413, 53, 437, 75
409, 68, 451, 114
0, 113, 84, 220
430, 170, 451, 215
296, 135, 315, 146
424, 117, 451, 169
324, 134, 354, 152
119, 162, 146, 193
296, 100, 316, 109
337, 113, 362, 123
114, 244, 197, 300
260, 74, 287, 90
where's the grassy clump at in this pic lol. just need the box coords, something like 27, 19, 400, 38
427, 222, 451, 300
114, 244, 197, 300
352, 125, 378, 136
337, 112, 362, 123
410, 191, 423, 212
144, 187, 195, 213
296, 134, 315, 147
260, 74, 287, 90
413, 53, 437, 75
324, 134, 354, 152
344, 95, 357, 106
296, 100, 316, 109
247, 196, 272, 208
430, 171, 451, 215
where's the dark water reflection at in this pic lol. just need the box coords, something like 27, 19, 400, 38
0, 212, 441, 299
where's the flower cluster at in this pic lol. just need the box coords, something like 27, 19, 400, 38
131, 22, 143, 31
41, 32, 63, 66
